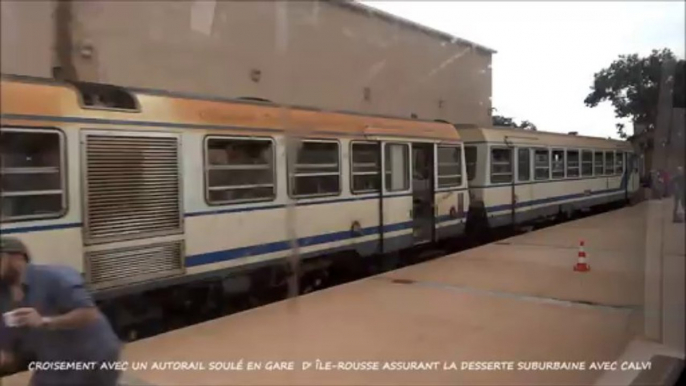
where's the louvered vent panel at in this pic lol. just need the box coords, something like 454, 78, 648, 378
85, 135, 181, 242
87, 241, 184, 288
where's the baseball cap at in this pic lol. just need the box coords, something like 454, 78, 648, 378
0, 237, 30, 261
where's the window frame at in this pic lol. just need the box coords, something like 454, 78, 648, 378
436, 144, 463, 189
551, 148, 565, 179
203, 135, 277, 206
350, 140, 381, 195
288, 138, 342, 199
615, 151, 624, 175
594, 150, 604, 176
0, 126, 68, 223
464, 145, 477, 182
581, 150, 594, 177
604, 151, 615, 176
566, 149, 580, 178
517, 147, 531, 182
534, 148, 551, 181
384, 142, 411, 193
489, 146, 513, 184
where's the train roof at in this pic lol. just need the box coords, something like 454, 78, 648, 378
0, 75, 461, 142
457, 125, 633, 151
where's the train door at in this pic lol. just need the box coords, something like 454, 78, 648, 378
515, 147, 533, 224
411, 143, 435, 244
81, 130, 185, 291
626, 152, 639, 199
381, 142, 412, 253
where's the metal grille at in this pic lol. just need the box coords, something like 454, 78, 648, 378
84, 134, 182, 243
87, 241, 184, 288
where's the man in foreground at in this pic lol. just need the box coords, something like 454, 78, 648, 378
0, 237, 122, 385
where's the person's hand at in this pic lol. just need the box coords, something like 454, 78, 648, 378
12, 308, 44, 328
0, 350, 16, 371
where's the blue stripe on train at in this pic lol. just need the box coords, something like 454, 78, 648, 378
1, 222, 83, 234
485, 186, 625, 213
184, 220, 415, 267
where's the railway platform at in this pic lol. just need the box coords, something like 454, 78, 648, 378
1, 200, 683, 386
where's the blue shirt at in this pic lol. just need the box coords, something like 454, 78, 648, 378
0, 264, 121, 363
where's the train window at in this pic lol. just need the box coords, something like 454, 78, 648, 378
604, 151, 615, 175
517, 148, 531, 182
490, 148, 512, 184
465, 146, 477, 181
534, 149, 550, 180
615, 152, 624, 175
351, 142, 380, 194
205, 137, 275, 204
0, 128, 66, 222
582, 150, 593, 177
566, 150, 580, 178
551, 149, 565, 179
384, 143, 409, 192
437, 146, 462, 188
594, 151, 604, 175
291, 140, 340, 197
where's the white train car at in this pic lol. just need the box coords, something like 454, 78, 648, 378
457, 126, 639, 229
0, 76, 469, 315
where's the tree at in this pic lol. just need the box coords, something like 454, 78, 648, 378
518, 120, 538, 131
492, 114, 516, 127
584, 48, 685, 139
492, 114, 537, 131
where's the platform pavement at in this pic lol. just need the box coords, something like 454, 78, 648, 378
0, 201, 682, 386
593, 198, 685, 386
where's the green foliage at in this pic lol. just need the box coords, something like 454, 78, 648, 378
584, 48, 685, 138
518, 120, 538, 131
492, 115, 537, 131
492, 114, 516, 127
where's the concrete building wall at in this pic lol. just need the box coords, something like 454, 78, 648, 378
2, 0, 494, 126
0, 1, 55, 77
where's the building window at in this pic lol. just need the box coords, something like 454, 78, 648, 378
566, 150, 580, 178
604, 151, 615, 176
290, 140, 340, 197
490, 148, 513, 184
437, 145, 462, 188
205, 137, 275, 204
384, 143, 409, 192
517, 148, 531, 182
615, 152, 624, 175
350, 142, 380, 194
534, 149, 550, 180
465, 146, 477, 181
1, 128, 66, 222
582, 150, 593, 177
594, 151, 604, 175
551, 149, 565, 179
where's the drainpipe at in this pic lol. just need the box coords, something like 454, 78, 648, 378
53, 0, 78, 81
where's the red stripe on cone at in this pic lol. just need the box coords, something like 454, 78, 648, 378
574, 240, 590, 272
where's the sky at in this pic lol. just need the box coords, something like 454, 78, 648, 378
362, 1, 685, 139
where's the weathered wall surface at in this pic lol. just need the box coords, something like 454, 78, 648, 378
2, 1, 493, 126
0, 1, 55, 77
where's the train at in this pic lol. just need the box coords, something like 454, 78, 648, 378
0, 75, 639, 335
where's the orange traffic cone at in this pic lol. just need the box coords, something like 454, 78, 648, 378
574, 240, 590, 272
